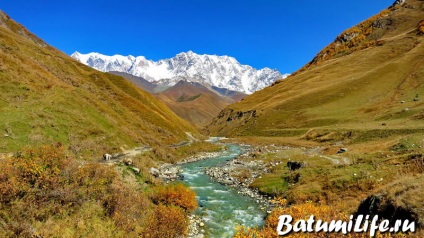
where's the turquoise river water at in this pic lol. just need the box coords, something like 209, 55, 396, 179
180, 143, 265, 237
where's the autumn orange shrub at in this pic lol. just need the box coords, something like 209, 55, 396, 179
141, 204, 188, 238
102, 180, 152, 235
12, 145, 69, 188
0, 145, 72, 205
74, 163, 117, 200
418, 20, 424, 35
150, 183, 198, 212
0, 145, 78, 236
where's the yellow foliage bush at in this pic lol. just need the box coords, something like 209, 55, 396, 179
142, 204, 188, 238
150, 183, 198, 212
418, 20, 424, 35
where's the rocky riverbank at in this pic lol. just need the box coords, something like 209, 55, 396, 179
149, 143, 280, 210
204, 156, 275, 212
176, 151, 224, 164
148, 143, 279, 237
187, 214, 206, 238
148, 151, 227, 182
149, 164, 182, 182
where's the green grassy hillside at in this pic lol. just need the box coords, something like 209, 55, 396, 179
208, 0, 424, 142
0, 11, 196, 155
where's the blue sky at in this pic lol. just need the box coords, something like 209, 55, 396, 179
1, 0, 394, 73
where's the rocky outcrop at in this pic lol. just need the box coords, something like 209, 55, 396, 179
392, 0, 406, 7
355, 195, 419, 227
355, 175, 424, 228
207, 108, 258, 136
0, 10, 10, 28
149, 165, 183, 182
223, 109, 257, 122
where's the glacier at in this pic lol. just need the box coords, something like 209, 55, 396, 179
71, 51, 289, 94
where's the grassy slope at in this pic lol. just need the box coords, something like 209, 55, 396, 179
208, 0, 424, 144
0, 11, 196, 155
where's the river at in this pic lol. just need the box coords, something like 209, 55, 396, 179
180, 143, 265, 237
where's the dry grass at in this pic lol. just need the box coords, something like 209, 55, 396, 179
208, 0, 424, 142
0, 15, 197, 156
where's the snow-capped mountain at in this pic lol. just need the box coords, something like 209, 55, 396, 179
71, 51, 289, 94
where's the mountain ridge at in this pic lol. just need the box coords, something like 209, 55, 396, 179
71, 51, 289, 94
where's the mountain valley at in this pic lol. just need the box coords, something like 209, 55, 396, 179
1, 0, 424, 237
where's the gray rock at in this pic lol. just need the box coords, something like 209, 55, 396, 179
131, 167, 140, 174
149, 167, 160, 177
123, 158, 133, 165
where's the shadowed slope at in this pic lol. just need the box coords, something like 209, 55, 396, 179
155, 81, 237, 127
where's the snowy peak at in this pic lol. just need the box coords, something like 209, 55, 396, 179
71, 51, 289, 94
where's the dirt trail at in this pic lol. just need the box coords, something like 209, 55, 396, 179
100, 146, 152, 164
320, 155, 351, 165
102, 132, 196, 163
168, 132, 198, 148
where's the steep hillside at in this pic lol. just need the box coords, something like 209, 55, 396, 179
0, 10, 196, 155
211, 85, 247, 102
208, 0, 424, 141
155, 81, 236, 127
